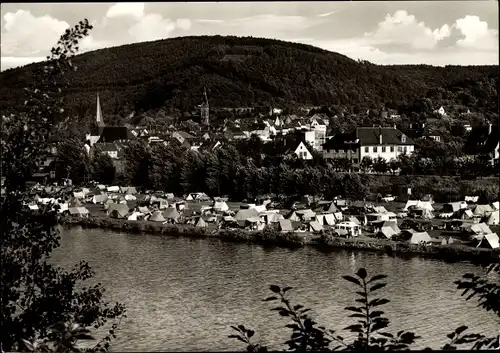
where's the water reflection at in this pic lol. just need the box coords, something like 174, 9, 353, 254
51, 226, 499, 351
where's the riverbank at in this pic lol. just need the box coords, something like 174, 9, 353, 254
60, 216, 500, 265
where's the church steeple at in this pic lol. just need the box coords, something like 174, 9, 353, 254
199, 87, 209, 127
96, 93, 105, 127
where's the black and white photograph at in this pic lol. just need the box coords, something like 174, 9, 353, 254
1, 1, 499, 351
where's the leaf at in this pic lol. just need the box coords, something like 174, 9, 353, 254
357, 268, 367, 279
345, 306, 363, 313
342, 275, 362, 286
369, 310, 384, 318
455, 325, 468, 336
269, 285, 281, 293
349, 313, 366, 319
344, 324, 364, 333
370, 283, 386, 292
369, 298, 390, 307
378, 332, 394, 338
247, 330, 255, 338
283, 287, 293, 293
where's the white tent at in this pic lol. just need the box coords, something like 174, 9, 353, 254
486, 210, 499, 226
309, 221, 324, 233
124, 194, 137, 201
477, 233, 499, 249
473, 204, 494, 217
404, 200, 434, 211
73, 191, 85, 199
127, 212, 143, 221
492, 201, 500, 210
324, 213, 336, 225
470, 223, 492, 235
58, 203, 69, 213
409, 232, 432, 245
97, 184, 106, 190
92, 194, 108, 204
213, 201, 229, 212
149, 211, 166, 222
107, 186, 120, 193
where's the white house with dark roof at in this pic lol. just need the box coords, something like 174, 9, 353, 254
358, 127, 414, 161
323, 126, 414, 164
294, 141, 313, 160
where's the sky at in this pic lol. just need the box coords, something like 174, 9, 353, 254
1, 1, 498, 71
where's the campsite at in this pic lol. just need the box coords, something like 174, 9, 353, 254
24, 181, 500, 262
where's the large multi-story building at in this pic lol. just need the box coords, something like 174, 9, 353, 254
322, 126, 415, 165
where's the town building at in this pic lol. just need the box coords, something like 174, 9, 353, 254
322, 126, 415, 165
294, 141, 313, 160
199, 88, 209, 127
463, 123, 499, 165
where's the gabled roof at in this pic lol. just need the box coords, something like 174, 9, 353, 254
97, 127, 135, 143
322, 132, 359, 150
463, 125, 499, 155
173, 131, 195, 139
356, 127, 414, 146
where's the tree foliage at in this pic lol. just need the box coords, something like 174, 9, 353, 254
229, 267, 499, 351
0, 19, 126, 352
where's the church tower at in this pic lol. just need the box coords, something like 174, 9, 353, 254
85, 93, 106, 148
199, 87, 209, 127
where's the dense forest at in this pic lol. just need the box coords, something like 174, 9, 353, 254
0, 36, 498, 124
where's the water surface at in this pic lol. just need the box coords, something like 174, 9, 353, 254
51, 226, 499, 351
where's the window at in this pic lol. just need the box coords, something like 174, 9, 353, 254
390, 146, 394, 152
365, 147, 369, 153
398, 146, 403, 152
404, 147, 407, 153
401, 135, 407, 143
382, 146, 386, 152
373, 146, 378, 152
344, 149, 347, 153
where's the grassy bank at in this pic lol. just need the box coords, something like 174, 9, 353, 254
60, 215, 499, 265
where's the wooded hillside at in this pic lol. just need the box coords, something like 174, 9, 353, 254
0, 35, 498, 120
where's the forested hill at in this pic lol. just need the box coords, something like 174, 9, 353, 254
0, 35, 498, 118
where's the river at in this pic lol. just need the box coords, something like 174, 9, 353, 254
51, 226, 499, 351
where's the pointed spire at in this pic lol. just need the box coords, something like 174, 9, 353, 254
96, 93, 104, 124
203, 87, 209, 106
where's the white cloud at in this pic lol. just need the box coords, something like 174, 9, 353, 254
455, 15, 498, 50
129, 14, 176, 42
317, 11, 339, 17
106, 2, 144, 19
364, 10, 452, 50
176, 18, 191, 31
2, 10, 69, 56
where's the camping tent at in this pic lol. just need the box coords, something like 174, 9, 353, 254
476, 233, 499, 249
149, 211, 166, 222
124, 194, 137, 201
92, 194, 108, 204
473, 204, 494, 217
127, 212, 143, 221
378, 226, 396, 239
461, 209, 474, 220
279, 219, 294, 232
213, 201, 229, 212
107, 186, 120, 193
404, 200, 434, 211
486, 210, 499, 225
409, 232, 432, 245
126, 187, 137, 194
97, 184, 106, 190
68, 198, 83, 207
195, 217, 207, 228
73, 191, 85, 199
492, 201, 500, 210
107, 204, 129, 219
470, 222, 492, 235
138, 206, 151, 214
68, 207, 90, 217
309, 221, 324, 233
235, 208, 259, 221
163, 207, 181, 222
